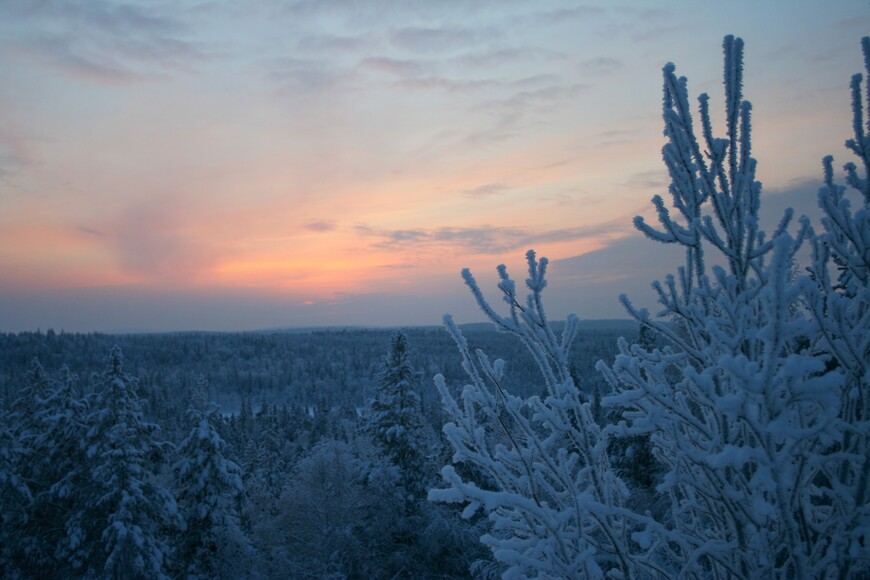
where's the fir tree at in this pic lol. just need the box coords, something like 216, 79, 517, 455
434, 35, 867, 579
366, 331, 428, 506
801, 36, 870, 580
432, 255, 640, 578
9, 359, 52, 456
75, 346, 178, 578
173, 378, 250, 579
1, 359, 52, 572
0, 409, 30, 577
27, 366, 90, 576
606, 325, 661, 505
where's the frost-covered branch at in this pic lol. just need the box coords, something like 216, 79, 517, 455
800, 36, 870, 580
432, 252, 672, 578
599, 36, 862, 579
433, 34, 868, 580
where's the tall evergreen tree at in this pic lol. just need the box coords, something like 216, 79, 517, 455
366, 330, 428, 505
27, 366, 90, 576
173, 378, 250, 579
598, 35, 852, 577
0, 359, 66, 573
8, 359, 52, 460
432, 255, 634, 578
433, 36, 867, 579
74, 346, 178, 578
802, 36, 870, 579
0, 408, 30, 577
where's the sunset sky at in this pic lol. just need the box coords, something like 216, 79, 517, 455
0, 0, 866, 332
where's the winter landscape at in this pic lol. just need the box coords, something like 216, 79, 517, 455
1, 2, 869, 579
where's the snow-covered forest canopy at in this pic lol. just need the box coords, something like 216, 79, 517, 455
0, 323, 631, 578
2, 35, 869, 579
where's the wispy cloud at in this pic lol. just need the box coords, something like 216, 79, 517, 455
624, 169, 669, 191
297, 33, 374, 53
76, 226, 106, 237
304, 220, 337, 232
463, 182, 512, 198
396, 76, 500, 93
1, 1, 186, 35
453, 47, 567, 69
519, 6, 608, 27
391, 26, 493, 54
576, 57, 623, 76
0, 126, 33, 185
474, 82, 591, 116
359, 56, 431, 78
266, 56, 359, 93
458, 80, 589, 148
0, 0, 205, 83
356, 219, 631, 255
356, 223, 522, 254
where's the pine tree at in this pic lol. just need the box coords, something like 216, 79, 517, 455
365, 331, 428, 506
173, 378, 250, 579
595, 36, 852, 578
9, 359, 52, 460
431, 254, 643, 578
801, 36, 870, 580
434, 35, 867, 579
75, 346, 178, 578
0, 408, 31, 577
0, 359, 74, 573
27, 366, 90, 576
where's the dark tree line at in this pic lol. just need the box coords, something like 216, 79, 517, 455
0, 324, 633, 578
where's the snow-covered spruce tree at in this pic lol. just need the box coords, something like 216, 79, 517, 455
800, 36, 870, 579
431, 251, 668, 578
0, 360, 88, 574
366, 330, 429, 506
596, 36, 844, 578
24, 366, 91, 576
0, 359, 51, 572
173, 378, 250, 579
0, 408, 31, 577
606, 324, 662, 511
75, 346, 178, 578
254, 439, 374, 578
8, 359, 52, 476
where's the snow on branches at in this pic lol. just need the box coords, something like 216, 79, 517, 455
432, 251, 670, 579
434, 36, 870, 579
801, 36, 870, 580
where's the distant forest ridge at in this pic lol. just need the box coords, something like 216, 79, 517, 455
63, 317, 637, 336
0, 321, 640, 418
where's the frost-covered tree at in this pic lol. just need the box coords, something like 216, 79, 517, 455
606, 325, 661, 506
431, 252, 659, 578
0, 409, 31, 577
365, 330, 429, 505
800, 36, 870, 579
8, 359, 52, 467
0, 362, 92, 576
173, 378, 251, 579
253, 439, 374, 578
74, 346, 178, 578
596, 36, 848, 578
0, 361, 81, 573
434, 36, 867, 579
0, 359, 51, 572
24, 366, 90, 575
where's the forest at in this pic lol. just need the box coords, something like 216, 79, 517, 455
1, 34, 869, 580
0, 323, 638, 578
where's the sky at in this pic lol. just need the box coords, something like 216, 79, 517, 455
0, 0, 866, 333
